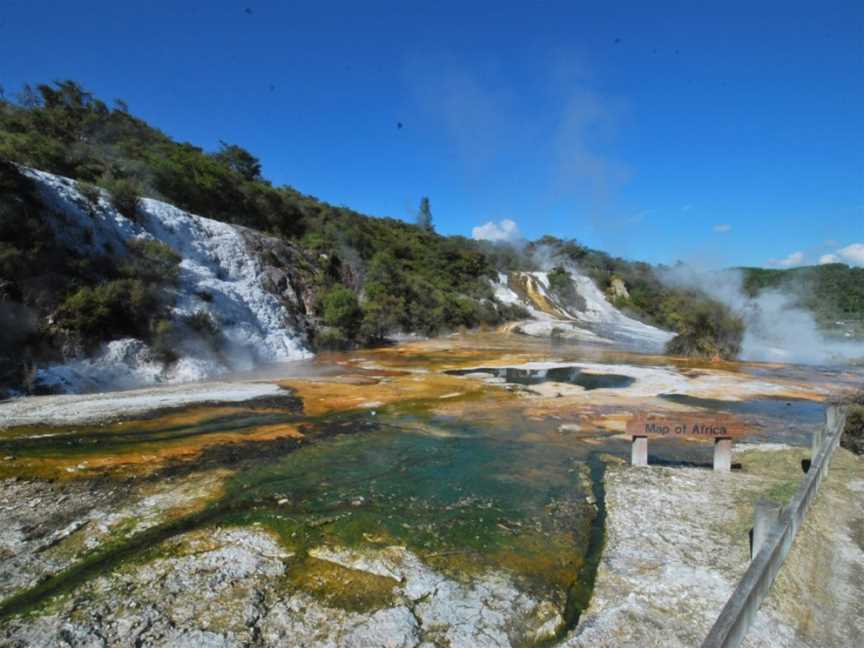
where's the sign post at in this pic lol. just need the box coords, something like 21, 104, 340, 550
625, 414, 745, 471
714, 437, 733, 472
631, 435, 648, 466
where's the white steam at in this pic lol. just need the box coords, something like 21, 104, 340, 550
659, 266, 864, 365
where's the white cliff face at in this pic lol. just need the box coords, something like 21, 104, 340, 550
22, 168, 311, 393
493, 271, 673, 350
136, 195, 309, 364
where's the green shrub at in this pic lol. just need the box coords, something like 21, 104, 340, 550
151, 319, 179, 364
314, 327, 351, 351
75, 180, 102, 209
547, 266, 585, 311
123, 238, 180, 283
54, 279, 159, 348
183, 310, 222, 350
841, 403, 864, 456
321, 285, 362, 339
184, 310, 218, 335
102, 176, 141, 220
664, 300, 744, 360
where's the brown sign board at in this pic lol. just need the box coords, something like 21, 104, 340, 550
626, 413, 746, 439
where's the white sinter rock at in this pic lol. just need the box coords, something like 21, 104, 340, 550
20, 168, 311, 393
493, 271, 673, 350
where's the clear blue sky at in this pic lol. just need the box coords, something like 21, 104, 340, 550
2, 1, 862, 268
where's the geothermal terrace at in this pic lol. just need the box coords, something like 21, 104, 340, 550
0, 334, 861, 647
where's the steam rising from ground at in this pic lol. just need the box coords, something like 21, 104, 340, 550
659, 266, 864, 365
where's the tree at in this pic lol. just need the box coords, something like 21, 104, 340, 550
416, 196, 433, 232
360, 282, 404, 342
212, 141, 262, 182
321, 285, 363, 338
366, 251, 403, 293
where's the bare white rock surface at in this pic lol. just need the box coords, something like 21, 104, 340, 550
20, 167, 311, 394
0, 380, 285, 427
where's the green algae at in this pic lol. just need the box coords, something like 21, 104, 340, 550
553, 455, 607, 643
0, 404, 603, 622
220, 413, 595, 594
284, 557, 399, 613
0, 411, 300, 459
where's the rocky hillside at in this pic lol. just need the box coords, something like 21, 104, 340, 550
0, 163, 318, 394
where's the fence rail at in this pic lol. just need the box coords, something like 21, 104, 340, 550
701, 405, 848, 648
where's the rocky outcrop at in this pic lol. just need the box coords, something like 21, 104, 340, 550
492, 271, 672, 351
238, 228, 321, 339
606, 276, 629, 302
7, 167, 315, 394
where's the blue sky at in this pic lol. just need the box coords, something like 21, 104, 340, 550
2, 1, 862, 268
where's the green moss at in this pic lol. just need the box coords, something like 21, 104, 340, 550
284, 557, 398, 613
764, 479, 800, 505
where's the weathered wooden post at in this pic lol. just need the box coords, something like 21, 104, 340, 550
751, 500, 782, 560
631, 435, 648, 466
826, 406, 843, 434
713, 437, 733, 472
811, 426, 823, 461
822, 407, 843, 476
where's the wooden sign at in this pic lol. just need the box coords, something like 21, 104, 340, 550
626, 413, 746, 439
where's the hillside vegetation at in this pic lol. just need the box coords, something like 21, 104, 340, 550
0, 81, 526, 352
2, 79, 835, 389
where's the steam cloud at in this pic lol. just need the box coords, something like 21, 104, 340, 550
659, 266, 864, 365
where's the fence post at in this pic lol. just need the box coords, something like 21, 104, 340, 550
811, 426, 823, 461
751, 499, 782, 560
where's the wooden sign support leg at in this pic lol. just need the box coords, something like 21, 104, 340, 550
713, 437, 732, 472
631, 435, 648, 467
